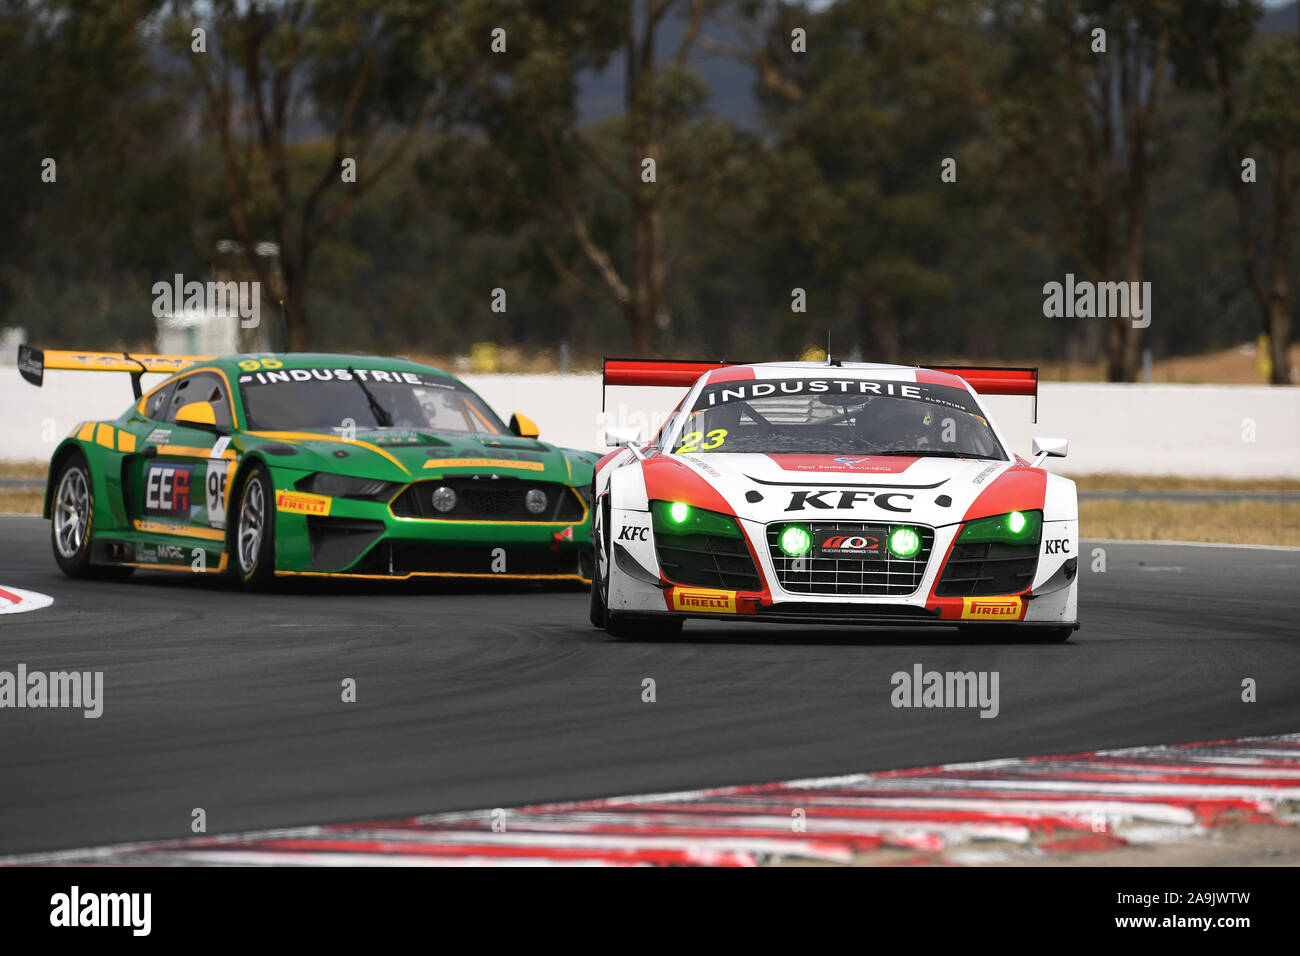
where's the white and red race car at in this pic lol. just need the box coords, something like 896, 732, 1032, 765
590, 359, 1079, 642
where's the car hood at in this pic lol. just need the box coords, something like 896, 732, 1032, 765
648, 452, 1043, 526
244, 427, 595, 486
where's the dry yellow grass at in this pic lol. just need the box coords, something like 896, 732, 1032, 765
0, 461, 49, 480
1080, 499, 1299, 546
0, 461, 46, 513
0, 491, 44, 514
935, 344, 1300, 384
1072, 473, 1300, 492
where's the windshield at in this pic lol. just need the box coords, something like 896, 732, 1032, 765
238, 366, 508, 434
669, 377, 1006, 459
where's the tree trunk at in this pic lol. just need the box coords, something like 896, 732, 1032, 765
1268, 301, 1291, 384
1266, 148, 1296, 384
281, 256, 310, 352
860, 288, 899, 364
629, 194, 660, 354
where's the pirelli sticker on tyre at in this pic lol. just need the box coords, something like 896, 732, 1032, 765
960, 596, 1023, 620
275, 490, 332, 516
671, 588, 737, 613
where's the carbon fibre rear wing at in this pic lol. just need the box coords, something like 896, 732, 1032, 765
17, 345, 213, 398
602, 357, 1039, 421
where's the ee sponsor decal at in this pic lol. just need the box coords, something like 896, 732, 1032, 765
144, 465, 193, 516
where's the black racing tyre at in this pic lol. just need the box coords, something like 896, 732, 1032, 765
589, 567, 609, 628
49, 450, 133, 580
605, 612, 684, 641
958, 623, 1075, 643
590, 484, 611, 629
231, 461, 276, 589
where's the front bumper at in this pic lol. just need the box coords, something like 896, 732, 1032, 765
272, 484, 594, 582
607, 510, 1078, 625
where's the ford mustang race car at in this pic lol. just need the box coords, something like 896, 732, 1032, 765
17, 346, 595, 587
590, 359, 1078, 641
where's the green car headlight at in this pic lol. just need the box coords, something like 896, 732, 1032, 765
958, 509, 1043, 545
650, 500, 742, 538
777, 524, 813, 557
887, 526, 923, 559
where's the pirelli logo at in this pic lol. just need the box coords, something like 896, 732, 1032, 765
275, 491, 332, 516
960, 597, 1023, 620
671, 588, 737, 614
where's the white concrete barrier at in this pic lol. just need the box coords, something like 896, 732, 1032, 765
2, 370, 1296, 478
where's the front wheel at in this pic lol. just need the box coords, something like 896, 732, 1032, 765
589, 567, 609, 628
958, 623, 1075, 643
605, 612, 684, 641
232, 462, 276, 589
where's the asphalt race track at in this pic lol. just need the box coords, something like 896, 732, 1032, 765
1, 513, 1296, 856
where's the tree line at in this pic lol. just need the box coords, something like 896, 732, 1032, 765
2, 0, 1297, 381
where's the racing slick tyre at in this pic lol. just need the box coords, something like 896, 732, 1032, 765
589, 567, 609, 628
591, 485, 612, 628
605, 612, 684, 641
958, 624, 1075, 644
232, 461, 276, 590
1030, 626, 1075, 644
50, 450, 133, 580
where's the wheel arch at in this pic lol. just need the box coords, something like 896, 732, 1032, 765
44, 439, 92, 519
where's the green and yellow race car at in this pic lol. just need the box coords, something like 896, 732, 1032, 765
17, 346, 595, 587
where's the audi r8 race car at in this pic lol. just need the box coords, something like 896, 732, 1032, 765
17, 346, 595, 587
590, 359, 1078, 641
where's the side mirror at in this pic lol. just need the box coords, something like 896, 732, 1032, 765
604, 426, 642, 447
175, 401, 219, 429
509, 412, 540, 439
1031, 436, 1068, 466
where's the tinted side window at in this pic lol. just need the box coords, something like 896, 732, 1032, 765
145, 383, 175, 422
166, 373, 233, 427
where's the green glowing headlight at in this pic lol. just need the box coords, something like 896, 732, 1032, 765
778, 525, 813, 557
650, 501, 741, 538
888, 526, 923, 559
958, 510, 1043, 545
